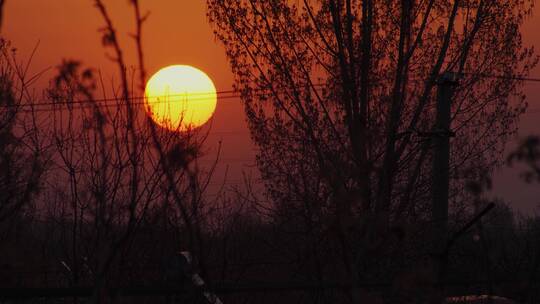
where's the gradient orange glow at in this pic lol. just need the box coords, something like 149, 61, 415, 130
145, 65, 217, 131
2, 1, 540, 212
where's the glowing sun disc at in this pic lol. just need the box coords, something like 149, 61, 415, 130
144, 65, 217, 131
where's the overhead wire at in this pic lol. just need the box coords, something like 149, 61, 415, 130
0, 73, 539, 114
1, 83, 327, 110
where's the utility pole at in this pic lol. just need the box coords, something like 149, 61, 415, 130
432, 71, 458, 284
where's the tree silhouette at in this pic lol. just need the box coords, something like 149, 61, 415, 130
507, 136, 540, 184
26, 2, 220, 301
208, 0, 538, 301
0, 39, 45, 224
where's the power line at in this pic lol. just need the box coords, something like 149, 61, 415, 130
0, 84, 330, 113
461, 72, 540, 83
2, 83, 327, 110
12, 94, 245, 113
1, 73, 539, 113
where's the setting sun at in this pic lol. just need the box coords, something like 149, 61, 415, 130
144, 65, 217, 131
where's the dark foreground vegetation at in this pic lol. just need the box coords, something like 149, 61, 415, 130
2, 198, 540, 303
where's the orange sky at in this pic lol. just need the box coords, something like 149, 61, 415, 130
3, 0, 256, 194
3, 0, 540, 213
4, 1, 233, 87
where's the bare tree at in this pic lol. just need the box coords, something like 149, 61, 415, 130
207, 0, 538, 301
32, 2, 220, 302
0, 38, 45, 225
506, 135, 540, 302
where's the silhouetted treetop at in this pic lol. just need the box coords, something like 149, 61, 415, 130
208, 3, 537, 300
208, 0, 537, 222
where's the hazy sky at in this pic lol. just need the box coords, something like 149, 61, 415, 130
3, 1, 540, 214
489, 5, 540, 215
3, 0, 256, 195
